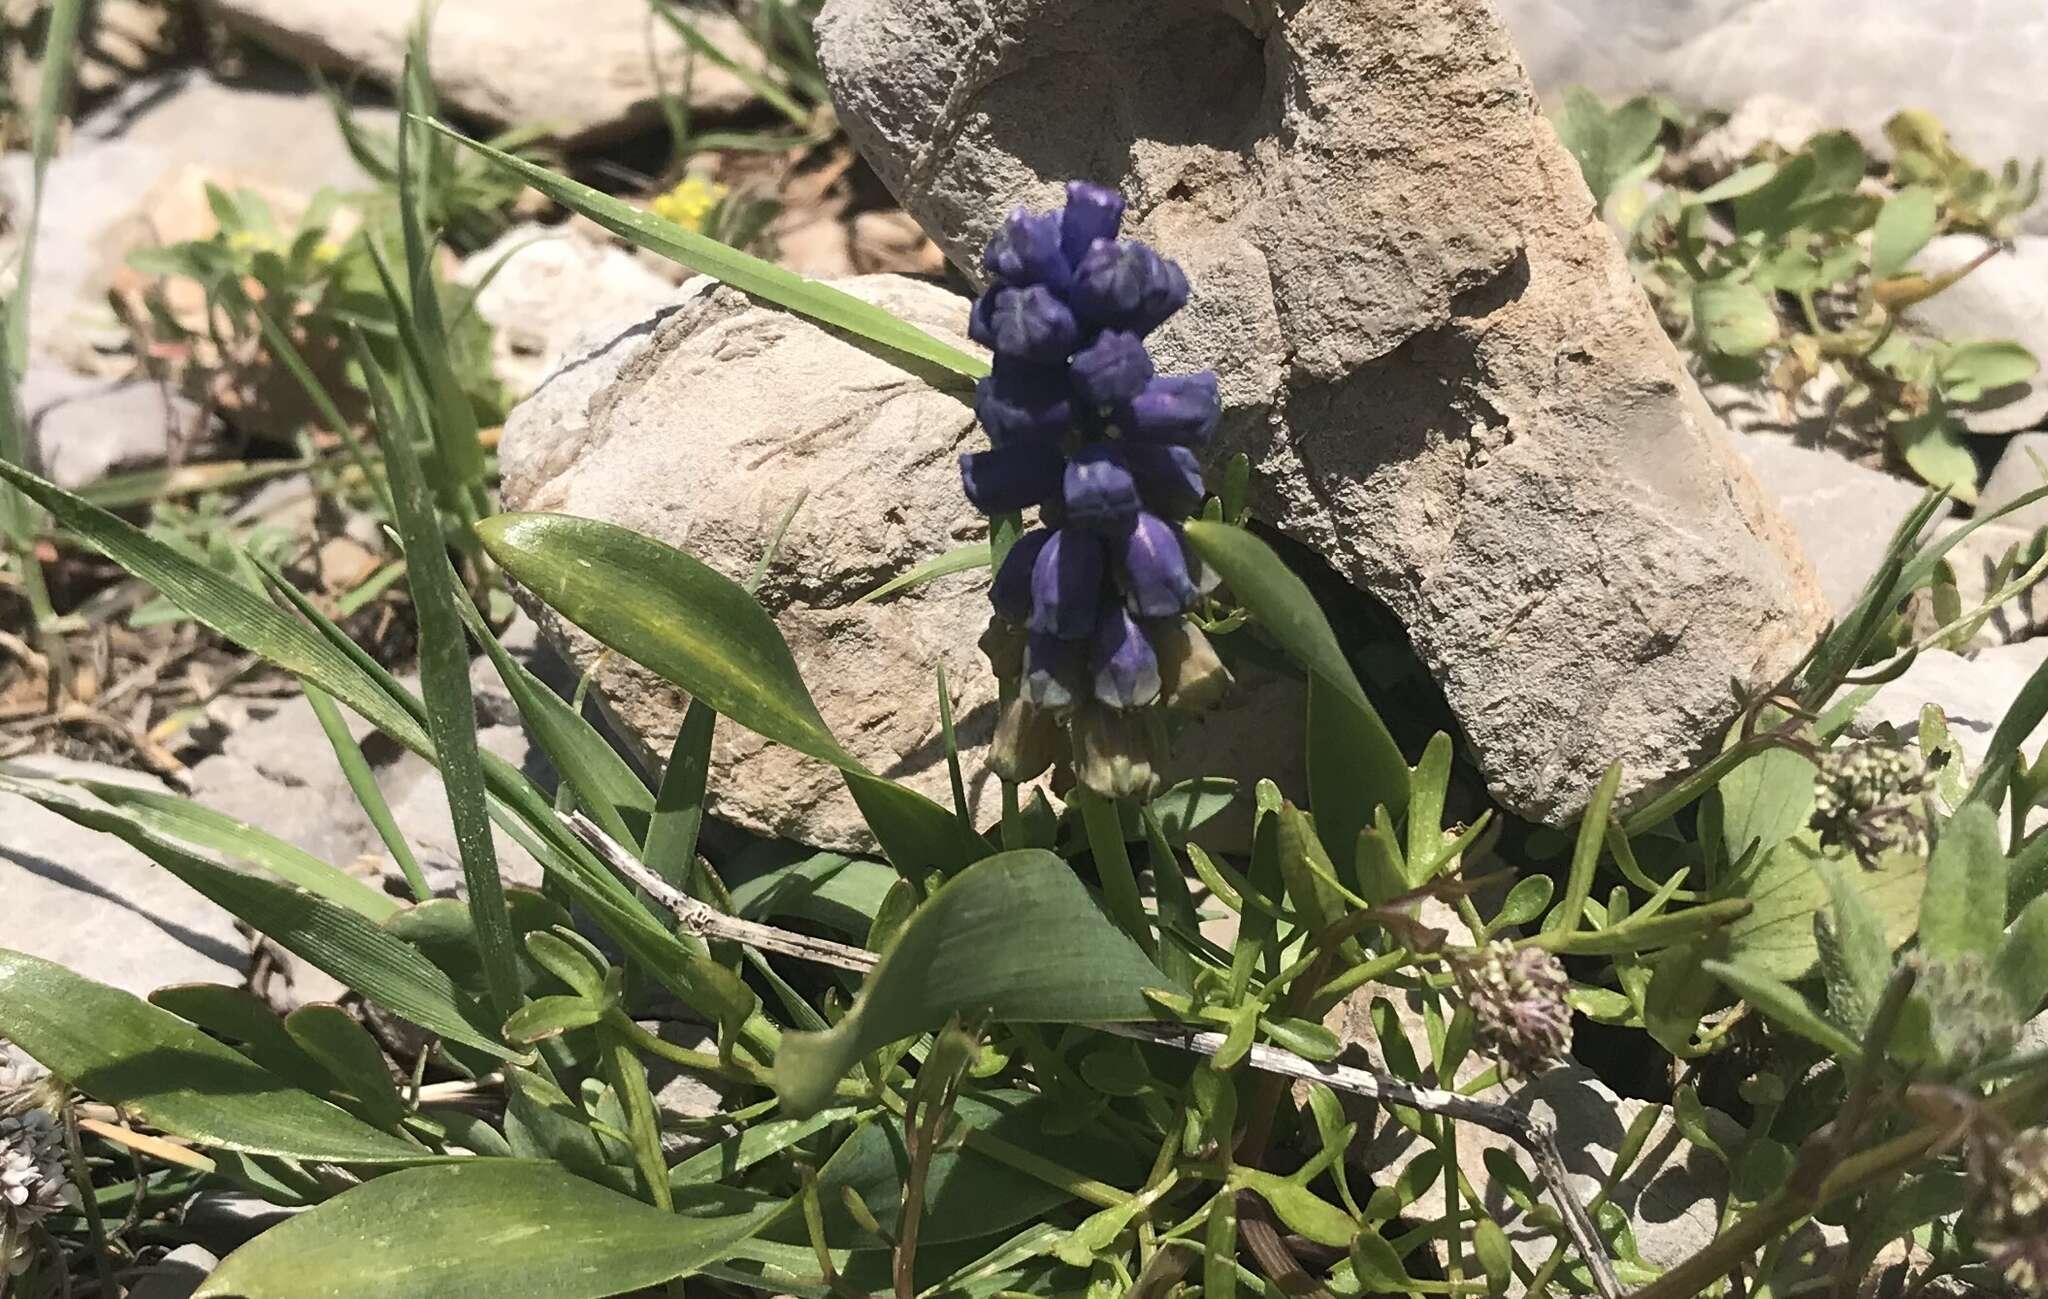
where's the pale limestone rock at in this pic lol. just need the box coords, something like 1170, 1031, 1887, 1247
814, 0, 1828, 823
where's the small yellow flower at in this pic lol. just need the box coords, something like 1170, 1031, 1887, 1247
312, 241, 343, 264
652, 175, 728, 233
225, 229, 279, 256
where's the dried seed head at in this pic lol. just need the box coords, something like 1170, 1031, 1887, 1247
2, 1109, 77, 1276
1972, 1129, 2048, 1294
1810, 737, 1932, 864
1452, 941, 1573, 1077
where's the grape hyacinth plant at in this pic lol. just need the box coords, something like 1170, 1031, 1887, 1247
962, 182, 1231, 799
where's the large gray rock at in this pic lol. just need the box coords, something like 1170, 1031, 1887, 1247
1981, 430, 2048, 537
21, 368, 206, 489
1493, 0, 2048, 234
814, 0, 1827, 824
499, 274, 1306, 852
207, 0, 765, 148
0, 758, 250, 997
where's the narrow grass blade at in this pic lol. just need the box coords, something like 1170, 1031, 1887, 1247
422, 117, 987, 381
854, 542, 991, 605
651, 0, 811, 127
303, 683, 432, 902
353, 335, 520, 1017
646, 699, 716, 890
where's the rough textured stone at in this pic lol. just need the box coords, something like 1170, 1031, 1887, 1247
1730, 434, 1936, 620
814, 0, 1827, 824
1981, 431, 2048, 537
500, 274, 1305, 852
1493, 0, 2048, 235
458, 223, 682, 401
0, 69, 391, 370
21, 369, 206, 489
207, 0, 764, 148
1908, 237, 2048, 436
0, 757, 250, 997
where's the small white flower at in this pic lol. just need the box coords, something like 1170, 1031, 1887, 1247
1, 1109, 78, 1276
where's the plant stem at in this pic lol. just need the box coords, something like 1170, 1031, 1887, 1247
1076, 788, 1155, 957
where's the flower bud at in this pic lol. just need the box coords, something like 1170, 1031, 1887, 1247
1063, 444, 1141, 533
990, 697, 1062, 783
1060, 181, 1126, 266
1918, 952, 2019, 1070
983, 209, 1071, 288
1118, 372, 1220, 447
1022, 633, 1082, 712
1027, 528, 1105, 641
1811, 736, 1932, 864
979, 616, 1026, 681
1150, 618, 1233, 713
1069, 330, 1156, 408
971, 285, 1082, 364
1451, 941, 1573, 1077
1124, 442, 1206, 518
1074, 705, 1159, 800
1091, 606, 1162, 710
1068, 241, 1190, 335
960, 442, 1065, 515
974, 359, 1073, 445
991, 530, 1053, 624
1118, 513, 1198, 618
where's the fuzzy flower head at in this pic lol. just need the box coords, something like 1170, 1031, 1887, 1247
2, 1110, 76, 1277
1915, 952, 2020, 1072
1971, 1129, 2048, 1294
961, 182, 1230, 799
1452, 941, 1573, 1077
1810, 736, 1932, 865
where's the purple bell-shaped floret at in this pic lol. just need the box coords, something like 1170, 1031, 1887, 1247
1027, 528, 1104, 641
1059, 181, 1126, 266
1118, 372, 1219, 447
1063, 443, 1141, 533
1091, 605, 1162, 709
1117, 512, 1198, 617
1069, 330, 1155, 408
983, 209, 1072, 288
960, 442, 1065, 515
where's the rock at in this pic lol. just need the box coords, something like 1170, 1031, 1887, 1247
1493, 0, 2048, 235
850, 209, 946, 276
814, 0, 1827, 825
1981, 431, 2048, 537
1907, 237, 2048, 436
0, 757, 250, 997
458, 224, 682, 401
500, 274, 1305, 852
187, 621, 560, 911
1688, 95, 1832, 177
1859, 638, 2048, 776
1, 69, 391, 369
1730, 433, 1938, 620
21, 368, 206, 489
128, 1245, 218, 1299
209, 0, 765, 149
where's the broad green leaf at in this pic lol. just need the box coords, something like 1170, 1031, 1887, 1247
803, 1092, 1146, 1249
1997, 894, 2048, 1018
150, 984, 335, 1098
1939, 340, 2039, 403
1871, 186, 1940, 279
502, 995, 605, 1045
30, 770, 397, 921
424, 118, 985, 381
1814, 862, 1893, 1030
1703, 957, 1862, 1059
1919, 804, 2007, 961
1474, 1218, 1514, 1294
1183, 521, 1408, 814
1713, 739, 1816, 866
1692, 281, 1780, 357
477, 511, 979, 875
1892, 409, 1980, 504
1233, 1169, 1356, 1247
727, 848, 895, 937
197, 1161, 787, 1299
1495, 875, 1554, 929
1348, 1227, 1414, 1290
1691, 161, 1779, 206
772, 851, 1168, 1116
1722, 833, 1923, 980
1553, 89, 1663, 204
0, 773, 512, 1055
284, 1004, 411, 1131
0, 950, 426, 1163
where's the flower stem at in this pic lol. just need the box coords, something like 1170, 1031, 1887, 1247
1076, 787, 1156, 957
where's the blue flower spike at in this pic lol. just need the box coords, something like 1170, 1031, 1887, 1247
956, 180, 1226, 799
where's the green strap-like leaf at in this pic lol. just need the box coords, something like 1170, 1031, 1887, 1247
772, 850, 1170, 1117
422, 117, 987, 381
0, 950, 428, 1163
1183, 521, 1409, 818
1703, 957, 1863, 1060
196, 1161, 788, 1299
477, 511, 982, 874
